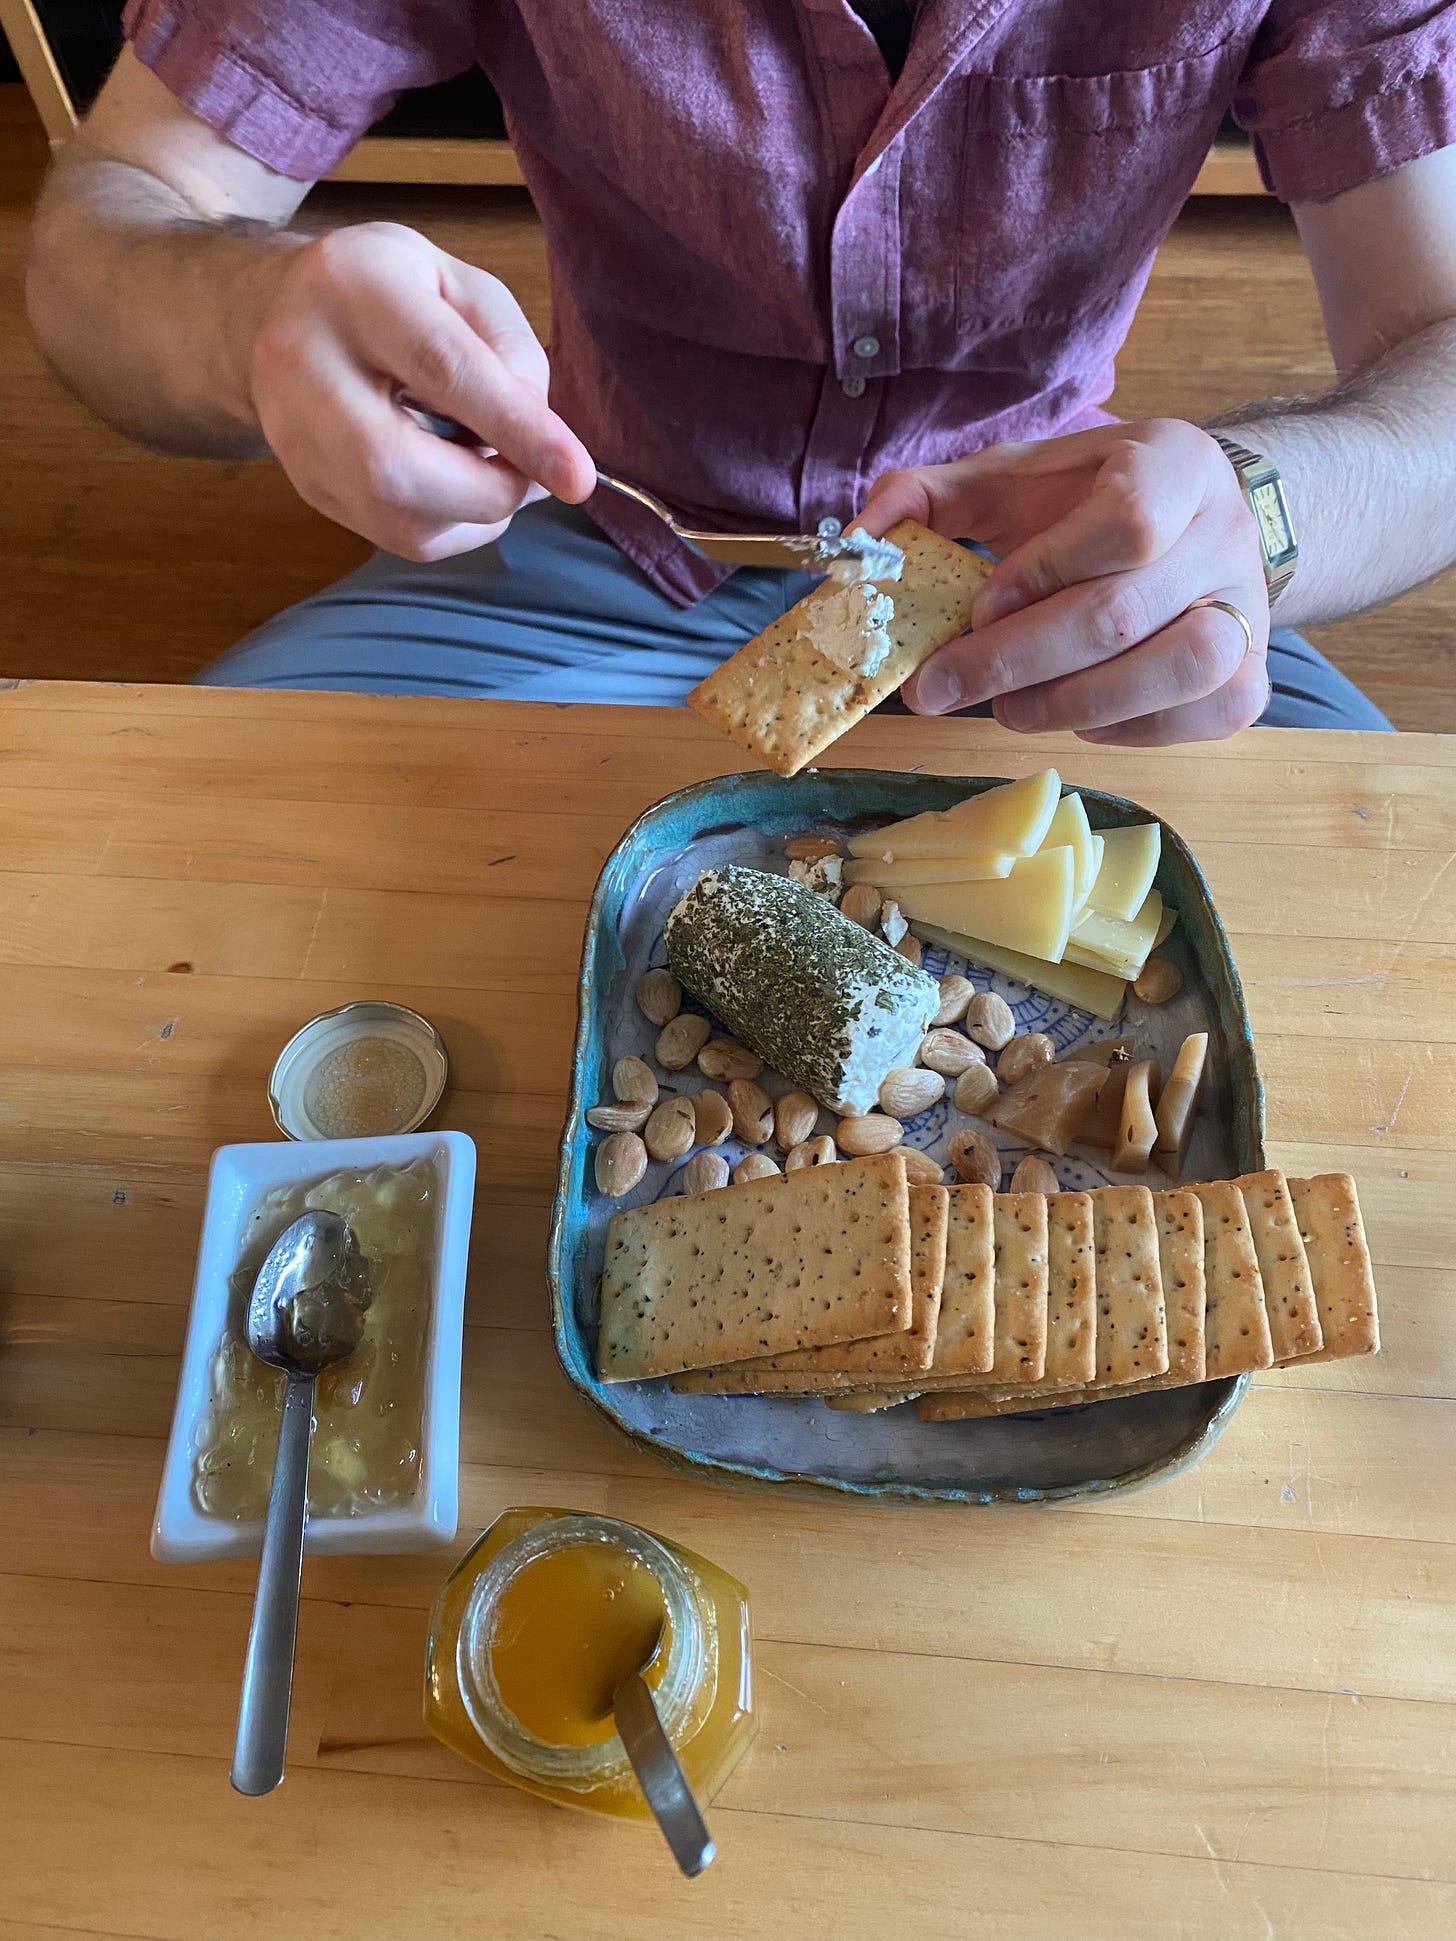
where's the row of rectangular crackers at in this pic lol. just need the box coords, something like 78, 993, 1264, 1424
596, 1150, 1378, 1421
675, 1180, 1170, 1401
916, 1171, 1378, 1423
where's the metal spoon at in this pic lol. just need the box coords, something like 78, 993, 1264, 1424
230, 1210, 372, 1797
612, 1646, 716, 1877
394, 389, 904, 577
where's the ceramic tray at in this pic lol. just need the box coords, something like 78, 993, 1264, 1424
548, 770, 1263, 1506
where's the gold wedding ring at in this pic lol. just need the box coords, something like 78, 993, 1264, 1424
1185, 596, 1255, 661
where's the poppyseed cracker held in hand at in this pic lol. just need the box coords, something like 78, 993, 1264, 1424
665, 865, 939, 1114
687, 519, 990, 776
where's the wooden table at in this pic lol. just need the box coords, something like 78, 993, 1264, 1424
1, 681, 1452, 1940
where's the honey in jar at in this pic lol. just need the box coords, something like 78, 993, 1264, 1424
425, 1508, 754, 1816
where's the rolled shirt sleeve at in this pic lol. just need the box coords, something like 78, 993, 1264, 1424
1232, 0, 1456, 204
122, 0, 477, 179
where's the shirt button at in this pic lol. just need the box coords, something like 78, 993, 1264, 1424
841, 375, 867, 399
817, 516, 843, 537
853, 334, 881, 360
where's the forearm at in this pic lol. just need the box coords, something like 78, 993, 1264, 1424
26, 139, 306, 456
1208, 314, 1456, 627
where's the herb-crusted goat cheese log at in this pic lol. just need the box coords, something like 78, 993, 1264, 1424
664, 865, 939, 1113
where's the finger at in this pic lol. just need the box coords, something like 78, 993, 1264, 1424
856, 445, 1043, 548
442, 263, 598, 502
296, 373, 545, 539
855, 468, 935, 538
975, 428, 1210, 626
857, 424, 1137, 548
1075, 655, 1271, 747
440, 259, 551, 390
393, 519, 512, 561
363, 298, 591, 503
992, 594, 1263, 734
901, 556, 1204, 716
382, 482, 554, 562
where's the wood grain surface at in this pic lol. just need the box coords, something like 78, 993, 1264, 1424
0, 683, 1452, 1939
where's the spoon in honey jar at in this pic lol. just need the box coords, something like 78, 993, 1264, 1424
610, 1629, 716, 1877
231, 1210, 372, 1797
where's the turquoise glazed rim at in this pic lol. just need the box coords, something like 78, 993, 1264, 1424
547, 769, 1264, 1508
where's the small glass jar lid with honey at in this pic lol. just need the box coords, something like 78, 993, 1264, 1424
425, 1507, 755, 1817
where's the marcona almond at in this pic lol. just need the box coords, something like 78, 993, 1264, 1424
894, 933, 923, 967
786, 1135, 837, 1170
595, 1131, 647, 1197
1010, 1153, 1060, 1195
586, 1101, 651, 1133
997, 1032, 1055, 1086
835, 1114, 905, 1157
839, 882, 882, 930
964, 990, 1016, 1051
655, 1012, 711, 1071
644, 1095, 697, 1162
948, 1127, 1000, 1187
680, 1150, 730, 1195
733, 1152, 782, 1184
784, 832, 844, 862
1133, 955, 1182, 1005
878, 1067, 946, 1118
953, 1063, 1000, 1117
635, 967, 682, 1028
932, 973, 975, 1027
728, 1077, 774, 1144
773, 1089, 820, 1150
918, 1028, 985, 1078
697, 1037, 763, 1082
612, 1054, 658, 1107
692, 1088, 733, 1146
900, 1146, 945, 1186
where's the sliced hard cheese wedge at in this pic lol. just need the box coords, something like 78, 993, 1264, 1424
912, 923, 1127, 1021
1043, 792, 1098, 914
1086, 823, 1161, 923
1065, 888, 1164, 978
842, 851, 1014, 888
1154, 903, 1177, 948
895, 845, 1075, 963
847, 769, 1060, 863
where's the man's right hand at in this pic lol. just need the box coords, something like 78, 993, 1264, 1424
247, 222, 596, 561
27, 49, 594, 560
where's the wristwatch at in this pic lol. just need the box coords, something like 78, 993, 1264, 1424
1212, 435, 1298, 605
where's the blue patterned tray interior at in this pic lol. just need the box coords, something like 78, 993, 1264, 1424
548, 770, 1264, 1506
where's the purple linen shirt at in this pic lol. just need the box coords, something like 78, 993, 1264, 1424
124, 0, 1456, 605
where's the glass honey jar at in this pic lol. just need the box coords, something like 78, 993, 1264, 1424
425, 1508, 755, 1818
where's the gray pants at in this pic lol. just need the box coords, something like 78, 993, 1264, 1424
198, 500, 1393, 730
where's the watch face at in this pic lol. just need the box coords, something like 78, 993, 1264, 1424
1251, 478, 1297, 567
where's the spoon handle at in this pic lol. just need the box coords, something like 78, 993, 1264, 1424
231, 1370, 314, 1796
613, 1671, 716, 1877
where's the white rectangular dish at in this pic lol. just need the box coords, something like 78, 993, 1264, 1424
153, 1130, 476, 1563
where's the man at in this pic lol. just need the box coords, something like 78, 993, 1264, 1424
25, 3, 1456, 743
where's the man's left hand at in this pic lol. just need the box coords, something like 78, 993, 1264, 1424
857, 418, 1271, 745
